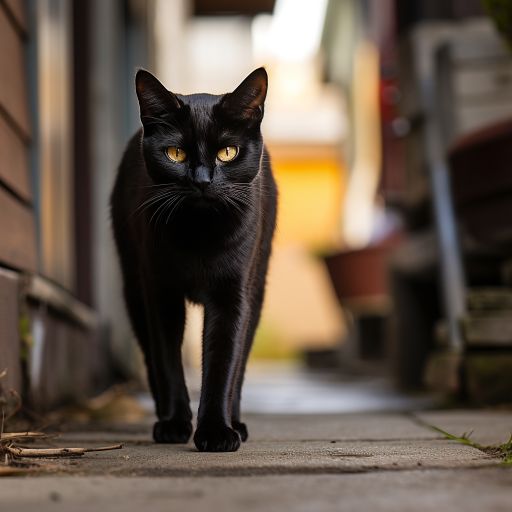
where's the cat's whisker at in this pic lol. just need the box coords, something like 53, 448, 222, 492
149, 200, 170, 226
225, 189, 256, 207
228, 183, 273, 197
153, 196, 176, 227
222, 195, 246, 216
224, 182, 271, 194
131, 191, 174, 218
158, 193, 185, 227
165, 195, 187, 225
131, 189, 179, 218
217, 195, 234, 213
150, 193, 182, 226
145, 192, 179, 222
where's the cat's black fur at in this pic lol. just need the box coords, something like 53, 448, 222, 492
111, 68, 277, 452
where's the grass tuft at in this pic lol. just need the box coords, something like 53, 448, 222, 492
431, 425, 512, 465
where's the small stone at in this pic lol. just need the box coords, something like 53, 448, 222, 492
49, 491, 61, 502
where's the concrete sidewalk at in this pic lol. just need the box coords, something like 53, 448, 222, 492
1, 410, 511, 511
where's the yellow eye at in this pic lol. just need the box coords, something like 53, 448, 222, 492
166, 146, 187, 163
217, 146, 238, 162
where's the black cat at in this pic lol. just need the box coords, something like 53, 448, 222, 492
111, 68, 277, 452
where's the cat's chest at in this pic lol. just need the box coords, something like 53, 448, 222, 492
171, 255, 238, 305
141, 205, 254, 298
153, 239, 245, 298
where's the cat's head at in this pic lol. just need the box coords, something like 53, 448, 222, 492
135, 68, 267, 213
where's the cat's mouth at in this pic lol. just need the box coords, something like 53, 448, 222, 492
187, 188, 220, 206
190, 187, 214, 198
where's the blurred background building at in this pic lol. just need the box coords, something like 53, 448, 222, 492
1, 0, 512, 411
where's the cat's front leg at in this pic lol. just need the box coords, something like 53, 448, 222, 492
143, 289, 192, 444
193, 287, 248, 452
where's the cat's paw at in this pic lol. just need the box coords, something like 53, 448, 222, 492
232, 420, 249, 442
193, 423, 241, 452
153, 418, 193, 444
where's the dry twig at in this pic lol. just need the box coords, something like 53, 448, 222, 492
1, 429, 123, 475
6, 444, 122, 458
0, 373, 125, 475
0, 432, 49, 443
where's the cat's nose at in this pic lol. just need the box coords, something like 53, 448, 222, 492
193, 165, 212, 191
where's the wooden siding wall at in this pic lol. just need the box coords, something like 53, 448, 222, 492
0, 0, 36, 273
0, 268, 21, 393
0, 0, 33, 395
0, 0, 108, 407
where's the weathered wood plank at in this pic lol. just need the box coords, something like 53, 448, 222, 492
0, 267, 21, 395
0, 4, 30, 139
463, 313, 512, 346
467, 288, 512, 312
28, 305, 103, 410
27, 275, 98, 330
0, 186, 36, 272
0, 113, 31, 201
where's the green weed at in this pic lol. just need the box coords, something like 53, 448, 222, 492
431, 425, 512, 465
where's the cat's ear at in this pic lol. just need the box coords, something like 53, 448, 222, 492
135, 69, 181, 122
221, 67, 268, 121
